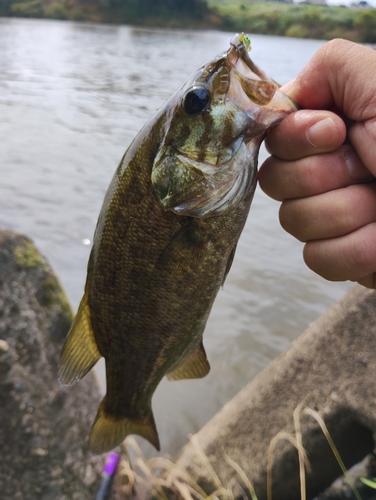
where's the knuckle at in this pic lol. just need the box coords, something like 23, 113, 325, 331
279, 201, 307, 242
302, 242, 322, 275
349, 234, 375, 276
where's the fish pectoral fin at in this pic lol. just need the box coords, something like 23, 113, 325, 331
59, 293, 102, 386
167, 342, 210, 381
156, 219, 207, 275
88, 398, 160, 454
222, 244, 237, 286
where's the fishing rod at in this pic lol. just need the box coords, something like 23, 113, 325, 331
95, 452, 120, 500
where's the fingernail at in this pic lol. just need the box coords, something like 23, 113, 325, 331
344, 147, 373, 182
306, 117, 338, 148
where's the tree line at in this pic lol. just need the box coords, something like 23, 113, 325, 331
0, 0, 209, 23
1, 0, 376, 43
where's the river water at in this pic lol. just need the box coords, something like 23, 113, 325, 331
0, 17, 351, 457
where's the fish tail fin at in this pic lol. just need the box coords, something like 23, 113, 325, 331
59, 293, 102, 386
88, 398, 161, 454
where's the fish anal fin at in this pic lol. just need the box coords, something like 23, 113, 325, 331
59, 293, 101, 386
88, 399, 160, 454
167, 342, 210, 381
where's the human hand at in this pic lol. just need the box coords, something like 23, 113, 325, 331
259, 39, 376, 289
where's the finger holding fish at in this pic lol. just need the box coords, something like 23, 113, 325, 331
260, 39, 376, 288
279, 183, 376, 242
264, 109, 346, 160
259, 143, 372, 202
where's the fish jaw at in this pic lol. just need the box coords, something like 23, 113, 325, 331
227, 33, 298, 116
151, 33, 297, 219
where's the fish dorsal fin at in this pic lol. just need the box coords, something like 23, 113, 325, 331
167, 341, 210, 381
88, 398, 160, 454
59, 293, 102, 386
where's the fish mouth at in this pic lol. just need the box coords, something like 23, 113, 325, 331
226, 33, 298, 125
229, 34, 272, 84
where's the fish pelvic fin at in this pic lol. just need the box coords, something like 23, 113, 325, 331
167, 341, 210, 381
59, 293, 102, 386
88, 398, 161, 454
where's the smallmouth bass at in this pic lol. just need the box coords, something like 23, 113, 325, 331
59, 34, 297, 454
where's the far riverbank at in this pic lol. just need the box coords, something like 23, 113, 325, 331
1, 0, 376, 42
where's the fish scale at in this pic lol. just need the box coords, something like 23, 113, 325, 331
59, 33, 297, 454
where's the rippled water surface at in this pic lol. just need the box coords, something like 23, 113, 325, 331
0, 18, 351, 456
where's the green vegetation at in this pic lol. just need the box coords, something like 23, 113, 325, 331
361, 477, 376, 489
0, 0, 375, 43
14, 240, 46, 269
208, 0, 376, 43
0, 0, 209, 26
100, 0, 208, 24
354, 7, 376, 42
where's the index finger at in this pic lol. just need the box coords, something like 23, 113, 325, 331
265, 109, 346, 160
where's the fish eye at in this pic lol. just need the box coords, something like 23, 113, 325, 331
183, 87, 210, 115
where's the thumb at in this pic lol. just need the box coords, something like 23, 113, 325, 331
287, 39, 376, 176
288, 39, 376, 122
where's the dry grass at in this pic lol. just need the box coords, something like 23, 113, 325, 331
113, 405, 363, 500
114, 435, 258, 500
